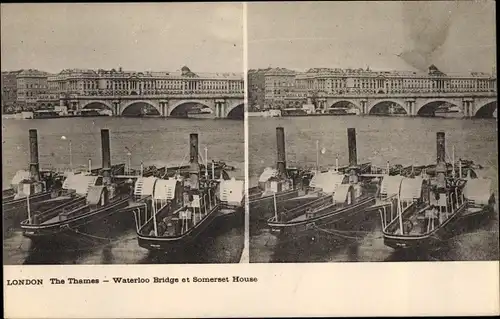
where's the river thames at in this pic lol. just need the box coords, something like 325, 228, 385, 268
2, 117, 244, 264
249, 115, 499, 262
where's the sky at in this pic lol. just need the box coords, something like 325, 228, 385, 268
1, 3, 243, 73
248, 1, 496, 74
1, 2, 496, 75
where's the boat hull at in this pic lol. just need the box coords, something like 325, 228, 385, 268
383, 203, 467, 250
268, 196, 376, 238
2, 192, 56, 233
21, 197, 132, 245
249, 189, 300, 221
136, 205, 220, 253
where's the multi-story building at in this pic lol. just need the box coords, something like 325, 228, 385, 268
263, 68, 296, 107
247, 68, 270, 110
40, 66, 244, 111
16, 69, 50, 110
247, 67, 297, 109
47, 66, 244, 96
1, 70, 22, 113
294, 65, 496, 96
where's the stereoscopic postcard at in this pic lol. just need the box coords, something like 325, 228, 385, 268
2, 1, 498, 317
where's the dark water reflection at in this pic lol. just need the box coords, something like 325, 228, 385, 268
5, 212, 243, 265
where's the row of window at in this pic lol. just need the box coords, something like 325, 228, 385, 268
48, 80, 243, 92
53, 88, 245, 96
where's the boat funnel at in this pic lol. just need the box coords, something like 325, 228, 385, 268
347, 128, 357, 167
276, 127, 286, 177
189, 133, 200, 189
436, 132, 446, 187
29, 129, 40, 182
436, 131, 446, 164
101, 129, 111, 184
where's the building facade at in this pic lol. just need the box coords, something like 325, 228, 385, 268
248, 65, 497, 111
247, 68, 270, 110
46, 66, 243, 96
264, 68, 296, 108
247, 67, 297, 110
295, 65, 496, 96
1, 70, 22, 113
16, 69, 50, 110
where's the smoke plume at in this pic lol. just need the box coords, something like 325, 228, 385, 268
399, 1, 457, 71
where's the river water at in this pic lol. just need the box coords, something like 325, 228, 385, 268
2, 117, 244, 264
249, 115, 499, 262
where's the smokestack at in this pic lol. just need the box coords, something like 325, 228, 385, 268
347, 128, 357, 167
435, 131, 446, 187
101, 129, 111, 183
436, 131, 445, 164
276, 127, 286, 176
29, 129, 40, 181
189, 133, 200, 189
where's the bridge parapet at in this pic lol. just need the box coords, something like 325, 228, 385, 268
75, 93, 244, 100
318, 91, 497, 99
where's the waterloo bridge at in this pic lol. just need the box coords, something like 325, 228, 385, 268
283, 66, 498, 118
55, 92, 245, 119
304, 91, 498, 118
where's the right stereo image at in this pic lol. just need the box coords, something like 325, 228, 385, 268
247, 1, 498, 263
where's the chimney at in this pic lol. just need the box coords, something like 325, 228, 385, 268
276, 127, 286, 176
101, 129, 111, 184
347, 128, 357, 167
29, 129, 40, 181
436, 132, 447, 187
189, 133, 200, 189
436, 132, 445, 164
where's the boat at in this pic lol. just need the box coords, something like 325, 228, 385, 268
2, 129, 71, 233
249, 127, 315, 222
379, 132, 496, 250
187, 108, 214, 119
132, 133, 244, 253
267, 128, 379, 238
20, 129, 134, 244
281, 107, 357, 117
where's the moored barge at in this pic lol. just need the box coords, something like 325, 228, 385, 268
267, 128, 379, 238
132, 133, 244, 253
379, 132, 496, 250
20, 129, 134, 244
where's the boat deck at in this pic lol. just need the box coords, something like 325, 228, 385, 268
218, 208, 238, 216
462, 206, 484, 217
42, 206, 89, 224
365, 198, 394, 212
287, 204, 334, 222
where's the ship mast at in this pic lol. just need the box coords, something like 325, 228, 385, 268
204, 146, 208, 179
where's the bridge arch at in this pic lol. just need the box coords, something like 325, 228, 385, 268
415, 99, 462, 116
120, 100, 160, 116
226, 102, 244, 119
168, 100, 215, 117
474, 99, 497, 118
367, 99, 408, 115
81, 100, 114, 112
329, 99, 362, 111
